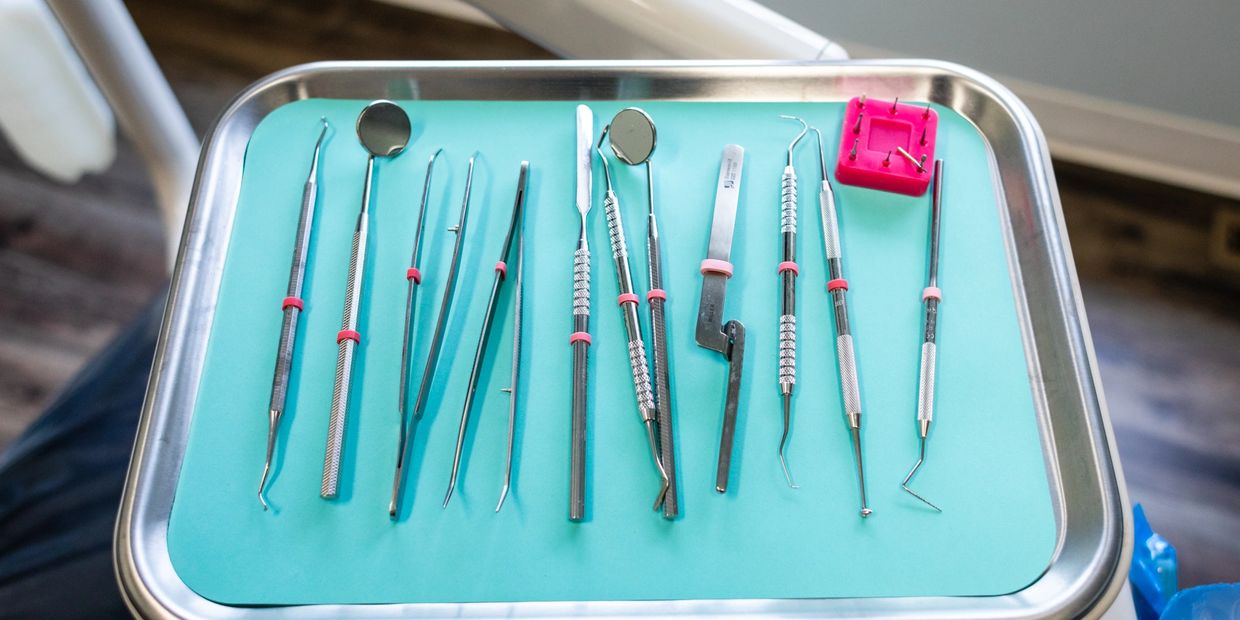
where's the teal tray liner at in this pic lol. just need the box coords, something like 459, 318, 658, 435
167, 99, 1056, 605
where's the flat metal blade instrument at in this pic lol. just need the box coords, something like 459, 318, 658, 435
569, 105, 592, 522
695, 143, 747, 494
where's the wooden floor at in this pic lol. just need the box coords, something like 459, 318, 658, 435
0, 0, 1234, 589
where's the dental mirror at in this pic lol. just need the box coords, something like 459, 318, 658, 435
606, 107, 681, 517
356, 100, 411, 157
608, 107, 656, 165
320, 100, 411, 499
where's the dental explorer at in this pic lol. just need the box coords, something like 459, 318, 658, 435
444, 161, 530, 509
598, 125, 669, 511
902, 159, 944, 512
811, 126, 872, 518
607, 108, 678, 519
569, 105, 592, 522
322, 101, 409, 500
696, 144, 747, 494
390, 152, 479, 519
777, 116, 808, 489
259, 117, 328, 510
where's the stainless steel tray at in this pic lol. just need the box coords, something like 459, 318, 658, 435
115, 60, 1130, 618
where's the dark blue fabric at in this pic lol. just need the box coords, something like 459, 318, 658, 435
0, 292, 165, 618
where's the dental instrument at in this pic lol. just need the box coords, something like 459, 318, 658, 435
776, 115, 808, 489
321, 101, 409, 500
902, 159, 945, 513
443, 161, 530, 509
811, 126, 872, 518
695, 144, 747, 494
569, 105, 592, 522
598, 124, 669, 510
389, 152, 479, 518
259, 117, 328, 510
496, 225, 525, 512
396, 148, 442, 465
607, 107, 679, 519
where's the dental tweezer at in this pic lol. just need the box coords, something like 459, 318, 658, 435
390, 152, 478, 519
443, 161, 530, 509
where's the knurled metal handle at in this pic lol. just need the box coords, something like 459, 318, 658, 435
836, 333, 861, 418
569, 335, 588, 521
322, 227, 363, 499
781, 166, 797, 234
627, 338, 656, 421
820, 185, 841, 260
779, 314, 796, 388
322, 338, 354, 498
604, 192, 627, 261
573, 248, 591, 316
570, 245, 590, 520
917, 341, 936, 424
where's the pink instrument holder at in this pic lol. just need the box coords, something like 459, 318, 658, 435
835, 96, 938, 196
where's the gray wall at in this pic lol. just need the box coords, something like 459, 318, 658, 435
761, 0, 1240, 128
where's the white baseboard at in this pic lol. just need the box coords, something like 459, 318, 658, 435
841, 41, 1240, 200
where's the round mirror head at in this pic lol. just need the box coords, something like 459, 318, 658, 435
356, 100, 411, 157
608, 107, 656, 165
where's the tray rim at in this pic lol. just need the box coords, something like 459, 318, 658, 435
114, 59, 1131, 619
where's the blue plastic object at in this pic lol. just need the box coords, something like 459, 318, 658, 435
1162, 583, 1240, 620
1130, 503, 1178, 619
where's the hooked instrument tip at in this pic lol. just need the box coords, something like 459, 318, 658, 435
257, 469, 271, 511
315, 117, 330, 143
778, 394, 798, 489
645, 420, 670, 511
901, 436, 942, 512
779, 115, 809, 165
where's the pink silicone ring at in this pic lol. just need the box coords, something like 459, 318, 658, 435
647, 288, 667, 302
336, 330, 361, 344
617, 293, 639, 306
777, 261, 799, 276
495, 261, 507, 279
700, 259, 734, 278
827, 278, 849, 292
570, 332, 592, 346
282, 296, 304, 311
923, 286, 942, 302
406, 267, 422, 284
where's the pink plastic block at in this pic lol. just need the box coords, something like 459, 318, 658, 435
834, 96, 938, 196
